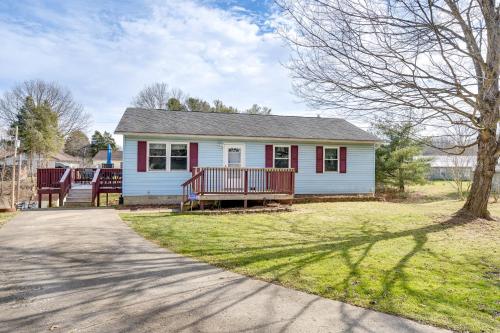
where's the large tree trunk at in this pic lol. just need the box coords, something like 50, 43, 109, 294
462, 64, 499, 219
463, 24, 499, 220
463, 131, 498, 219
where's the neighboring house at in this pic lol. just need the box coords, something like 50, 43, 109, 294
2, 150, 82, 171
427, 155, 476, 180
93, 149, 123, 168
115, 108, 379, 206
426, 154, 500, 186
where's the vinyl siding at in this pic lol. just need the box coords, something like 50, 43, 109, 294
122, 135, 375, 196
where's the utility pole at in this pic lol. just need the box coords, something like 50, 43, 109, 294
10, 126, 18, 209
16, 152, 22, 204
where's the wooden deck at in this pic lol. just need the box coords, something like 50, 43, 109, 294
37, 168, 122, 207
181, 167, 295, 210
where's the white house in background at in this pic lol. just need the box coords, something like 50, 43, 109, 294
92, 149, 123, 168
427, 154, 500, 185
427, 155, 476, 180
2, 151, 82, 171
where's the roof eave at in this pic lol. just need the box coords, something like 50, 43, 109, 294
114, 131, 381, 144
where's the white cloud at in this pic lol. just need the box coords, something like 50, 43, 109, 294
0, 0, 309, 145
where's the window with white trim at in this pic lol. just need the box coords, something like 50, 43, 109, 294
274, 146, 290, 168
324, 147, 339, 172
149, 143, 167, 170
170, 143, 188, 170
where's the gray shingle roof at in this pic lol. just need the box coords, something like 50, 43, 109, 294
115, 108, 379, 142
93, 150, 123, 161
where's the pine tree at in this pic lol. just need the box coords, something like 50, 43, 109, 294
374, 122, 430, 192
14, 97, 63, 157
90, 131, 117, 156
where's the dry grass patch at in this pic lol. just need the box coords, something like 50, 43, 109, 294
0, 212, 16, 227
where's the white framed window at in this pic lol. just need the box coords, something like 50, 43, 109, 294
223, 144, 246, 168
324, 147, 339, 172
147, 142, 189, 172
170, 143, 188, 170
148, 143, 167, 171
274, 145, 290, 168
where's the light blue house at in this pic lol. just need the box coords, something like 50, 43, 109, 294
115, 108, 379, 207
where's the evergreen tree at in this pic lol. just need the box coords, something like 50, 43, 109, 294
185, 97, 211, 112
14, 97, 63, 157
90, 131, 117, 156
211, 100, 238, 113
64, 130, 90, 157
374, 122, 430, 192
167, 97, 187, 111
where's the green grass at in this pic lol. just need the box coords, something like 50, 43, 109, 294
121, 183, 500, 332
407, 181, 471, 201
98, 193, 120, 206
0, 212, 16, 227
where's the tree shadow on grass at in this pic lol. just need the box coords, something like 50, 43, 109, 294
196, 212, 482, 325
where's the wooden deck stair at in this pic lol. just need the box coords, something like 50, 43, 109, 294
64, 185, 93, 207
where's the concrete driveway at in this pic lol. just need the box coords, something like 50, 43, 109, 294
0, 209, 449, 333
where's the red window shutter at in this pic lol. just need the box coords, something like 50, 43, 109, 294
265, 145, 273, 168
316, 146, 323, 173
291, 145, 299, 172
189, 142, 198, 171
137, 141, 147, 172
340, 147, 347, 173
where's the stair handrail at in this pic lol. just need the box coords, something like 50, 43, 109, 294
91, 168, 101, 206
181, 169, 204, 207
58, 168, 72, 206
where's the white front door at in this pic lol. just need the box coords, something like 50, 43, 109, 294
223, 144, 245, 168
223, 144, 245, 190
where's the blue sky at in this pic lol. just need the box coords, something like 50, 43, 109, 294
0, 0, 317, 144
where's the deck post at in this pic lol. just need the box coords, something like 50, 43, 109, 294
59, 185, 64, 207
48, 193, 52, 208
244, 199, 247, 209
200, 200, 204, 210
106, 193, 109, 206
38, 192, 42, 208
244, 170, 248, 194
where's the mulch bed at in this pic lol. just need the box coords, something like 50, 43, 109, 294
293, 195, 382, 204
181, 205, 292, 215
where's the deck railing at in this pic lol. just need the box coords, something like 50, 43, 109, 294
37, 168, 67, 189
58, 168, 72, 206
182, 167, 295, 203
91, 168, 122, 206
91, 169, 101, 206
98, 168, 123, 190
73, 168, 97, 183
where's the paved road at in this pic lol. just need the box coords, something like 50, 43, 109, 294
0, 209, 450, 333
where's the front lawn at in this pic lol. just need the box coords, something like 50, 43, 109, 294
407, 181, 471, 201
121, 198, 499, 333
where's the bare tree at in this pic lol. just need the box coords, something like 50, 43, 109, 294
0, 79, 90, 136
277, 0, 499, 218
443, 125, 475, 199
132, 82, 188, 110
448, 155, 475, 199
